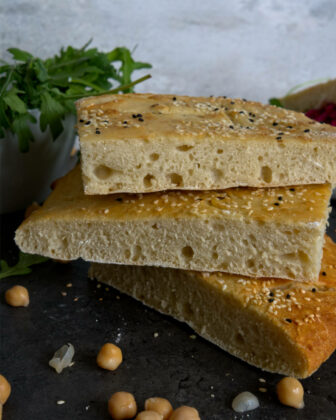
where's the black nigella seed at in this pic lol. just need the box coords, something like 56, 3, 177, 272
95, 130, 101, 134
278, 196, 283, 201
230, 101, 235, 105
304, 129, 310, 133
246, 126, 250, 129
268, 298, 274, 303
274, 202, 280, 206
269, 292, 274, 297
85, 121, 91, 125
242, 98, 247, 101
272, 122, 278, 126
285, 318, 292, 323
138, 117, 144, 122
249, 119, 254, 123
286, 294, 291, 299
287, 125, 293, 129
79, 119, 84, 123
229, 125, 234, 129
322, 271, 327, 276
214, 108, 219, 111
278, 132, 284, 135
222, 96, 227, 99
290, 188, 295, 192
312, 288, 316, 292
136, 114, 143, 118
276, 136, 282, 140
116, 198, 123, 202
249, 112, 253, 116
132, 114, 137, 118
239, 111, 244, 114
172, 97, 177, 101
123, 121, 128, 124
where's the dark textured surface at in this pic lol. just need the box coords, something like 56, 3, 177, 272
1, 206, 336, 420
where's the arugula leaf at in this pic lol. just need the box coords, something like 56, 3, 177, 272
7, 48, 33, 62
269, 97, 284, 107
0, 41, 151, 152
3, 88, 27, 114
40, 91, 66, 139
0, 252, 48, 279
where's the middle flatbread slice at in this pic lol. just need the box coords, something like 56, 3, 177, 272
15, 166, 331, 281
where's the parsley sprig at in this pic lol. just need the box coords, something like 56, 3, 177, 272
0, 40, 151, 152
0, 252, 48, 279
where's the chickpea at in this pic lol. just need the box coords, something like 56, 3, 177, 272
5, 285, 29, 307
169, 406, 200, 420
108, 391, 137, 419
276, 377, 304, 409
97, 343, 123, 371
135, 410, 162, 420
0, 374, 11, 419
145, 397, 173, 420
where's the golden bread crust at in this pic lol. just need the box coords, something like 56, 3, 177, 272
75, 93, 336, 194
14, 167, 330, 280
89, 236, 336, 378
76, 93, 336, 144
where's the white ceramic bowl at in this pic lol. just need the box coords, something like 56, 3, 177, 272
0, 110, 77, 214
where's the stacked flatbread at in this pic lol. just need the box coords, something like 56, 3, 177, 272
15, 93, 336, 378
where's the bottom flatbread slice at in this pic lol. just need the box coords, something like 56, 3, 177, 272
89, 236, 336, 378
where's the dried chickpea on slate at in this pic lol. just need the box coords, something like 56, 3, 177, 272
15, 94, 336, 383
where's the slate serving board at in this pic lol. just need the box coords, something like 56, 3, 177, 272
1, 207, 336, 420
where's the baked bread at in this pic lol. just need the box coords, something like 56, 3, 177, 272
15, 166, 331, 281
279, 79, 336, 112
76, 93, 336, 194
89, 236, 336, 378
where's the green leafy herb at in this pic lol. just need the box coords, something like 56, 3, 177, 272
0, 40, 151, 152
269, 97, 284, 107
0, 252, 49, 279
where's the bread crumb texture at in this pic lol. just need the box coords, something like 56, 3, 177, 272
76, 93, 336, 194
89, 236, 336, 378
15, 167, 331, 281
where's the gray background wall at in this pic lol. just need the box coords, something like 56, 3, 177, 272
0, 0, 335, 102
